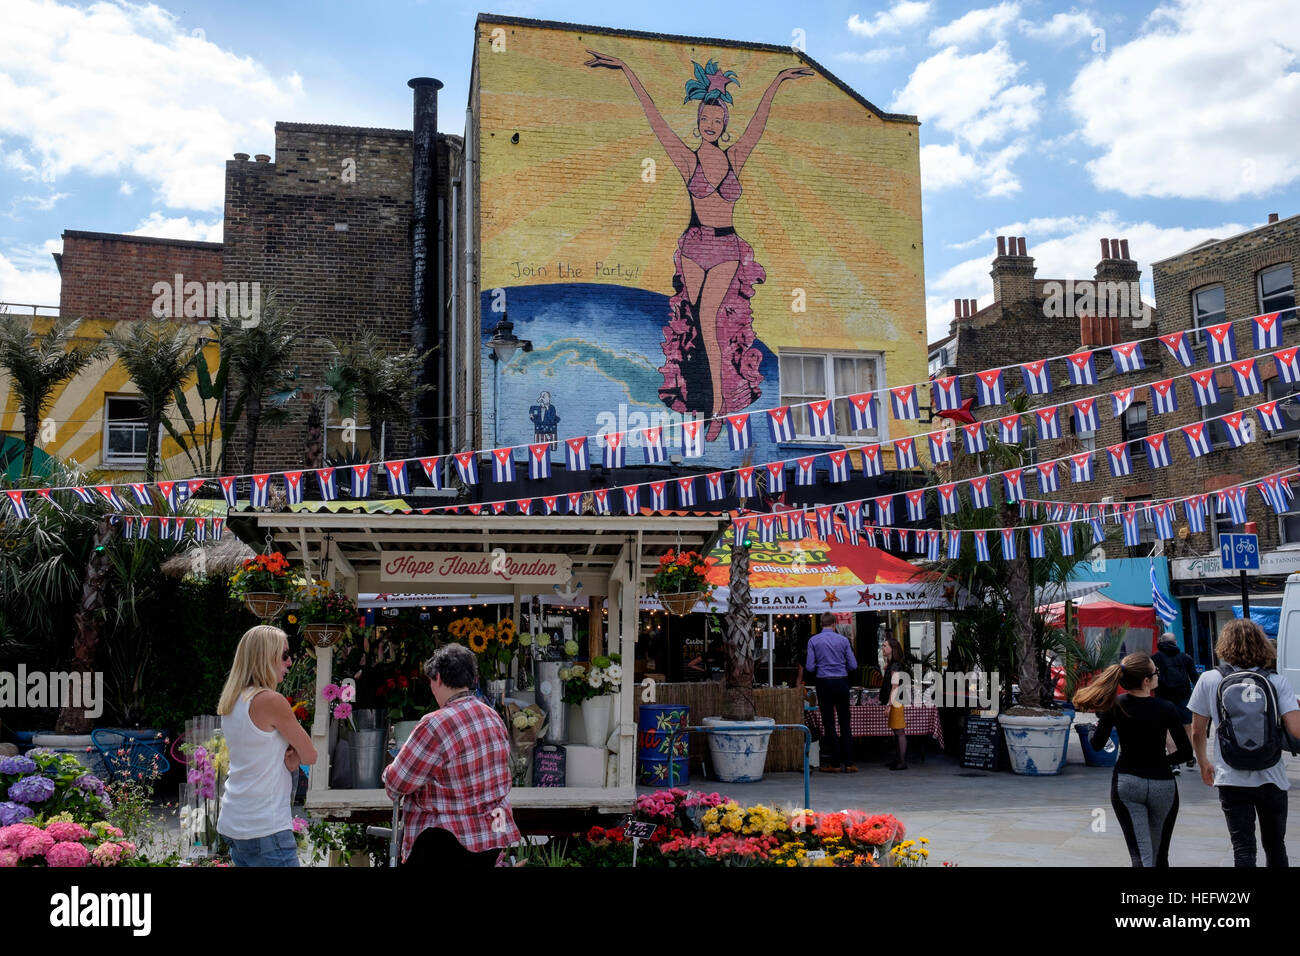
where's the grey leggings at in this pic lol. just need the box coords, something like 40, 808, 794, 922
1111, 773, 1179, 867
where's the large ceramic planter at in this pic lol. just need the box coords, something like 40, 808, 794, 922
580, 696, 612, 748
998, 712, 1073, 776
1076, 724, 1121, 768
702, 716, 775, 783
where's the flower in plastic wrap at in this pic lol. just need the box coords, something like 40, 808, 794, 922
8, 775, 55, 804
46, 841, 91, 867
563, 639, 579, 657
512, 712, 531, 731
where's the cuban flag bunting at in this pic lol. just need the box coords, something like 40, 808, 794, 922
1182, 422, 1212, 457
1112, 388, 1135, 418
863, 525, 876, 548
1122, 508, 1141, 547
998, 415, 1022, 444
705, 472, 726, 502
736, 466, 757, 498
592, 489, 612, 515
832, 522, 846, 545
1189, 369, 1220, 407
1035, 406, 1061, 440
927, 531, 942, 561
645, 482, 668, 513
283, 471, 305, 505
1073, 399, 1099, 433
453, 451, 479, 485
1220, 412, 1252, 448
542, 496, 560, 516
315, 468, 338, 501
567, 492, 584, 513
466, 504, 484, 516
974, 530, 991, 561
680, 420, 705, 458
786, 510, 808, 540
1259, 476, 1288, 513
1090, 515, 1105, 544
794, 457, 817, 486
826, 450, 851, 483
1149, 380, 1179, 415
384, 461, 409, 495
726, 414, 752, 452
1065, 351, 1097, 386
516, 499, 533, 516
564, 437, 589, 472
962, 422, 988, 453
1036, 462, 1059, 494
138, 516, 155, 539
893, 438, 918, 470
96, 486, 125, 511
947, 530, 962, 560
156, 481, 176, 510
1152, 504, 1174, 540
72, 487, 96, 505
1226, 487, 1249, 525
158, 516, 172, 540
1059, 523, 1075, 557
905, 489, 926, 521
1204, 322, 1237, 363
1258, 401, 1286, 432
623, 486, 641, 514
119, 515, 134, 538
210, 517, 224, 541
35, 488, 61, 512
767, 406, 796, 442
1230, 359, 1262, 397
890, 386, 920, 420
183, 479, 205, 501
816, 506, 835, 540
5, 490, 30, 520
1185, 496, 1207, 534
1276, 348, 1300, 385
173, 517, 187, 542
765, 462, 787, 493
846, 394, 877, 432
418, 457, 442, 490
602, 432, 626, 469
874, 495, 894, 527
1107, 443, 1133, 477
732, 517, 754, 549
643, 427, 667, 464
350, 464, 372, 497
1254, 312, 1283, 349
1151, 562, 1178, 626
807, 400, 835, 438
969, 475, 992, 508
845, 499, 866, 530
928, 432, 952, 464
1027, 524, 1046, 558
932, 376, 962, 412
1002, 469, 1025, 503
528, 444, 552, 480
1020, 360, 1053, 395
129, 483, 152, 506
757, 514, 779, 544
1158, 331, 1195, 367
1111, 342, 1146, 373
194, 517, 207, 543
938, 483, 960, 516
860, 445, 883, 478
976, 369, 1006, 406
1000, 528, 1018, 560
1144, 434, 1172, 468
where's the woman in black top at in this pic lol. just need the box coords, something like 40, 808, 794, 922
1074, 652, 1193, 867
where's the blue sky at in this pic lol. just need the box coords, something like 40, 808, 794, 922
1, 0, 1297, 342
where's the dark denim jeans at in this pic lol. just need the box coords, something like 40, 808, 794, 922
1219, 784, 1289, 867
816, 677, 853, 768
226, 829, 300, 867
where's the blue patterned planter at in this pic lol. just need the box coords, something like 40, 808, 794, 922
998, 713, 1072, 776
702, 717, 775, 783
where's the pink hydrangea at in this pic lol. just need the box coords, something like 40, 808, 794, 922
45, 841, 91, 867
0, 823, 41, 849
18, 831, 55, 860
292, 818, 308, 834
119, 841, 136, 859
92, 842, 123, 866
45, 822, 92, 843
0, 848, 16, 867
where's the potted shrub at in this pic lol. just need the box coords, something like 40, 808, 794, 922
228, 552, 294, 621
651, 549, 713, 615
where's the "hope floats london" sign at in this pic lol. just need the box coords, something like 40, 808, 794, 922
380, 550, 572, 586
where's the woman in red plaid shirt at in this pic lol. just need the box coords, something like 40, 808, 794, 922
382, 643, 521, 866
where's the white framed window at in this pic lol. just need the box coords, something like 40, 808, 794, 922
102, 396, 158, 468
779, 351, 884, 442
1259, 264, 1295, 315
1266, 378, 1300, 436
1279, 493, 1300, 547
1192, 284, 1226, 344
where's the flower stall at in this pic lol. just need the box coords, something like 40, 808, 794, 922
226, 511, 725, 816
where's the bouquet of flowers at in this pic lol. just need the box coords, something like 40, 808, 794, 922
447, 616, 517, 683
228, 551, 294, 599
323, 680, 358, 728
559, 653, 623, 704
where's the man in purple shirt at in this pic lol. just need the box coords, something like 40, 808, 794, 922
806, 612, 858, 773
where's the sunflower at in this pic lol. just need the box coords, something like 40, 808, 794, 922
449, 619, 467, 639
497, 627, 514, 647
497, 618, 516, 637
468, 629, 489, 654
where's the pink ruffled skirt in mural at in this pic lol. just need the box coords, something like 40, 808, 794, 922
658, 224, 766, 415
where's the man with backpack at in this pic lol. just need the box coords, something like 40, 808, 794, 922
1189, 618, 1300, 867
1154, 632, 1198, 770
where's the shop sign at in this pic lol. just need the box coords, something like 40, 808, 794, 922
380, 550, 572, 585
1172, 548, 1300, 581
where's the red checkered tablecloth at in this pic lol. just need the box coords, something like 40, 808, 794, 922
805, 703, 944, 748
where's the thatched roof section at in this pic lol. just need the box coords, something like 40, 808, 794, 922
160, 536, 255, 578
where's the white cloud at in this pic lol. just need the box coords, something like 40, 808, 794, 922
0, 241, 62, 306
924, 212, 1254, 340
6, 192, 69, 216
118, 181, 135, 196
919, 139, 1027, 197
1018, 11, 1098, 43
1066, 0, 1300, 200
847, 2, 932, 38
128, 212, 223, 243
928, 2, 1020, 46
833, 46, 907, 64
0, 0, 304, 212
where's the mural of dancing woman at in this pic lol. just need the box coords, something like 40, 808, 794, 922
586, 51, 811, 441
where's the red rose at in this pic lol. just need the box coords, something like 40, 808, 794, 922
397, 676, 409, 689
386, 678, 396, 690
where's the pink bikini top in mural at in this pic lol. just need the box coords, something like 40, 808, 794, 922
687, 151, 741, 203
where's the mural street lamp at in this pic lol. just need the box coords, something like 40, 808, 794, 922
485, 314, 532, 446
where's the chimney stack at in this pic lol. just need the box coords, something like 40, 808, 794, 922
409, 77, 445, 457
1269, 213, 1280, 224
1096, 235, 1140, 286
991, 235, 1035, 306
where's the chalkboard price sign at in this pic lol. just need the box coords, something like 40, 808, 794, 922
624, 821, 658, 841
532, 744, 566, 787
961, 716, 1001, 771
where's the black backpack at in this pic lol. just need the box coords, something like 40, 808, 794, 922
1155, 649, 1192, 697
1214, 665, 1285, 771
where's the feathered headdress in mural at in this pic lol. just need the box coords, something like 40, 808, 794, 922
683, 59, 739, 105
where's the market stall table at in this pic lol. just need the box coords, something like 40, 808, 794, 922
805, 702, 945, 760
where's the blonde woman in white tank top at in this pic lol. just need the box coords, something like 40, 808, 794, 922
216, 626, 317, 867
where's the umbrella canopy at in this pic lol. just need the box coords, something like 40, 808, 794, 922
1041, 594, 1158, 654
645, 528, 957, 614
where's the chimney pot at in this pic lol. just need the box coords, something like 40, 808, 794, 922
954, 298, 962, 319
1269, 213, 1280, 224
1119, 239, 1130, 259
1100, 238, 1110, 258
233, 152, 250, 161
967, 298, 977, 315
997, 236, 1007, 257
1108, 239, 1119, 259
253, 154, 270, 163
1017, 237, 1026, 256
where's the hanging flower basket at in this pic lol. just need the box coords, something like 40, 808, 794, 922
302, 623, 348, 648
244, 592, 288, 621
657, 591, 705, 616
